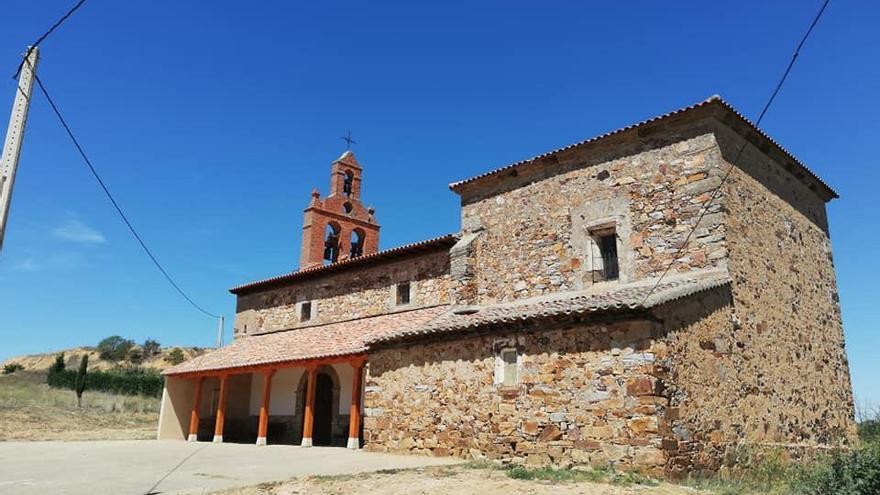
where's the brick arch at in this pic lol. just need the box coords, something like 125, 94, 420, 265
350, 228, 366, 258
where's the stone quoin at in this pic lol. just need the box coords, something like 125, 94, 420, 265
158, 96, 856, 477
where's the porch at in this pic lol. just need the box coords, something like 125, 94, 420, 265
158, 355, 366, 448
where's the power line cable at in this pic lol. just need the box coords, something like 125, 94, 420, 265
639, 0, 831, 306
30, 70, 222, 320
12, 0, 87, 80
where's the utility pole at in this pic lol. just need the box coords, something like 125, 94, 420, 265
0, 47, 39, 254
216, 315, 225, 348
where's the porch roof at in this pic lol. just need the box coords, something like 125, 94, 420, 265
366, 269, 731, 345
163, 305, 448, 377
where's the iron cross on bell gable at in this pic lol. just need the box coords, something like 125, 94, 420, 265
341, 130, 357, 150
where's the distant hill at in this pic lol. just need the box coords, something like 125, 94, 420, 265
2, 345, 210, 373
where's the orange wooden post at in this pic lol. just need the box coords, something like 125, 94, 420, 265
187, 376, 204, 442
347, 360, 365, 449
213, 374, 229, 443
301, 366, 318, 447
256, 369, 275, 446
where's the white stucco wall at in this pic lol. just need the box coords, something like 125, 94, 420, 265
331, 363, 354, 415
247, 364, 356, 416
248, 368, 304, 416
157, 377, 195, 440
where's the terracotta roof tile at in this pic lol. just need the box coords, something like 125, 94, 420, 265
449, 96, 837, 200
169, 271, 729, 376
230, 234, 458, 295
163, 306, 448, 376
368, 269, 731, 345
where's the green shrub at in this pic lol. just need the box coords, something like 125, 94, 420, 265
787, 443, 880, 495
165, 347, 185, 365
3, 362, 24, 375
97, 336, 135, 361
49, 353, 66, 374
127, 348, 144, 365
47, 366, 163, 398
859, 419, 880, 445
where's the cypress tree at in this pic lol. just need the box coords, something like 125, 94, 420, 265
75, 354, 88, 408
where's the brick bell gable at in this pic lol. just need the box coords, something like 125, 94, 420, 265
299, 151, 380, 269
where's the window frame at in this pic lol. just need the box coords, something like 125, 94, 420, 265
299, 301, 313, 323
588, 224, 620, 283
395, 282, 411, 306
500, 347, 519, 387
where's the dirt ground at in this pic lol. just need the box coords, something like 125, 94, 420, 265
0, 373, 158, 441
213, 465, 704, 495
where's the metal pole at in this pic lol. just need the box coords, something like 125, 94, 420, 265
0, 47, 39, 254
216, 315, 225, 348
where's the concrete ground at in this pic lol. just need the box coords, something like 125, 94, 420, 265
0, 440, 460, 495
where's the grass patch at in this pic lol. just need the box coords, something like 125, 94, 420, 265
0, 371, 159, 440
461, 459, 505, 470
505, 465, 656, 486
685, 439, 880, 495
310, 473, 358, 483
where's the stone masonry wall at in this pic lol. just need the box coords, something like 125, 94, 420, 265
234, 250, 452, 336
716, 125, 854, 446
364, 319, 675, 475
652, 122, 857, 475
456, 119, 728, 305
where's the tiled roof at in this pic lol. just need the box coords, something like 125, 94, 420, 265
367, 269, 731, 345
229, 234, 458, 295
448, 96, 837, 200
169, 271, 729, 376
163, 306, 448, 376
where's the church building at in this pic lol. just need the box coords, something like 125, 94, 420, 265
158, 96, 856, 476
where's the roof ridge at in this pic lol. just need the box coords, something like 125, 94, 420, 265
230, 233, 459, 294
365, 269, 732, 346
448, 95, 836, 200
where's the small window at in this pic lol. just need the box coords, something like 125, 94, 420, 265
598, 233, 619, 281
342, 202, 353, 214
501, 348, 518, 387
589, 226, 619, 282
300, 302, 312, 322
395, 282, 411, 306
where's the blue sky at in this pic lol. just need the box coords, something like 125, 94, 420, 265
0, 1, 877, 409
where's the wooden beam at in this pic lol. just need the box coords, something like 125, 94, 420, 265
301, 366, 318, 447
256, 369, 275, 446
187, 376, 204, 442
166, 353, 368, 379
213, 374, 229, 443
347, 361, 365, 449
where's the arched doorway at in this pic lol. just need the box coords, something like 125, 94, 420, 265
313, 373, 334, 445
296, 366, 341, 446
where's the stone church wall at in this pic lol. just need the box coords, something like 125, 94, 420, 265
655, 124, 857, 475
234, 250, 453, 336
364, 319, 674, 475
455, 119, 729, 305
363, 116, 856, 475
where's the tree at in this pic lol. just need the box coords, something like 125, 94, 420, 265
165, 348, 185, 365
143, 339, 161, 356
97, 336, 134, 361
75, 354, 88, 408
49, 353, 66, 374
